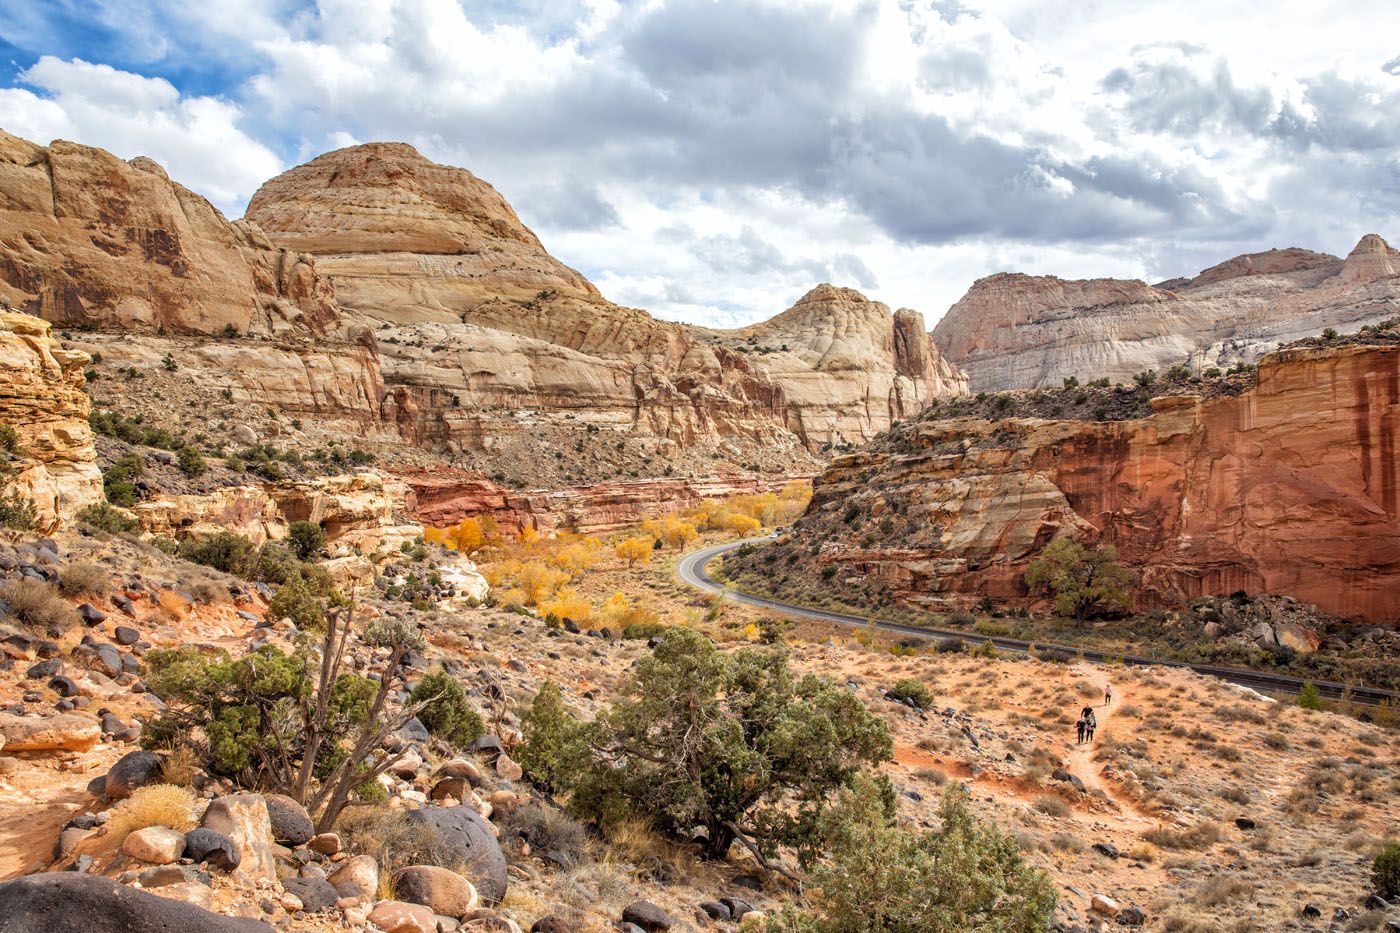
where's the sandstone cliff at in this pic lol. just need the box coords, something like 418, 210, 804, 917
0, 131, 965, 473
244, 142, 965, 451
0, 131, 338, 336
401, 469, 799, 536
770, 343, 1400, 622
934, 237, 1400, 391
0, 311, 101, 527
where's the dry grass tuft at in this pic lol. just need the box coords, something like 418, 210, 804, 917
106, 784, 198, 842
0, 578, 75, 633
155, 589, 192, 622
58, 561, 110, 597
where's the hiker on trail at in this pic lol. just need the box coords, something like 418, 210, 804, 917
1086, 709, 1097, 742
1076, 715, 1087, 745
1104, 682, 1113, 706
1081, 704, 1095, 722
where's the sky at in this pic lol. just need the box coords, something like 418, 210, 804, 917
1, 1, 1397, 329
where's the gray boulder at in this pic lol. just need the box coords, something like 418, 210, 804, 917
404, 805, 508, 904
0, 873, 271, 932
262, 794, 314, 846
103, 751, 163, 800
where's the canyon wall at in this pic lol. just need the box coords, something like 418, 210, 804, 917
0, 311, 102, 528
794, 343, 1400, 622
934, 237, 1400, 391
0, 131, 338, 337
401, 470, 797, 536
246, 143, 966, 452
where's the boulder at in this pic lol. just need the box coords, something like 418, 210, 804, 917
531, 919, 573, 933
283, 876, 339, 912
103, 750, 164, 800
328, 853, 379, 898
437, 759, 484, 784
308, 832, 341, 855
404, 806, 508, 904
495, 753, 523, 781
1090, 893, 1121, 917
0, 712, 101, 751
182, 828, 241, 871
622, 901, 675, 931
0, 873, 271, 932
394, 865, 479, 918
121, 826, 186, 865
367, 900, 437, 933
262, 793, 314, 846
199, 794, 276, 881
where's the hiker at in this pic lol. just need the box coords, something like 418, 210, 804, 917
1086, 710, 1097, 742
1104, 682, 1113, 706
1076, 715, 1087, 745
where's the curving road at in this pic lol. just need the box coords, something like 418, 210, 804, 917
677, 538, 1400, 708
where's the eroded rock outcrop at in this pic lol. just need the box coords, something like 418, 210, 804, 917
0, 131, 338, 336
788, 344, 1400, 622
402, 470, 798, 535
246, 143, 965, 450
934, 236, 1400, 391
0, 311, 101, 527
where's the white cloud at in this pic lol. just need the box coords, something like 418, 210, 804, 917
1, 0, 1397, 328
0, 57, 283, 215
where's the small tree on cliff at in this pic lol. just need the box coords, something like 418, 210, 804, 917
522, 627, 892, 867
1024, 538, 1131, 620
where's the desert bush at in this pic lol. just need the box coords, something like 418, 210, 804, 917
526, 628, 892, 863
1373, 843, 1400, 899
889, 678, 933, 709
176, 445, 206, 476
0, 448, 38, 531
517, 681, 589, 797
1143, 821, 1223, 850
774, 776, 1056, 932
409, 671, 485, 749
59, 560, 109, 597
0, 578, 74, 633
142, 611, 429, 830
1297, 682, 1323, 711
286, 520, 326, 561
336, 807, 457, 884
1197, 875, 1255, 907
266, 570, 326, 631
498, 801, 591, 866
621, 621, 667, 640
106, 784, 198, 842
1024, 537, 1131, 620
1034, 795, 1070, 817
540, 586, 591, 625
180, 531, 257, 577
77, 502, 137, 534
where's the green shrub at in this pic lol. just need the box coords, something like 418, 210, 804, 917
266, 571, 327, 631
1024, 538, 1132, 620
621, 621, 667, 640
1374, 843, 1400, 899
176, 445, 206, 476
180, 531, 258, 577
0, 477, 37, 531
409, 671, 485, 749
889, 678, 933, 710
556, 629, 892, 862
287, 520, 326, 561
1297, 682, 1323, 711
76, 502, 136, 534
518, 681, 589, 796
776, 775, 1056, 932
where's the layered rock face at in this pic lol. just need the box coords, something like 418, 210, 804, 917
0, 311, 101, 527
796, 344, 1400, 622
0, 131, 338, 336
246, 143, 965, 451
934, 237, 1400, 391
402, 470, 798, 535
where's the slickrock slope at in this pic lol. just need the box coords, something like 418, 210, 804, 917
778, 343, 1400, 622
247, 143, 965, 451
934, 236, 1400, 391
0, 132, 338, 337
0, 311, 101, 527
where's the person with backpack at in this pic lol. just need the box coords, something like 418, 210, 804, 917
1104, 682, 1113, 706
1085, 709, 1097, 742
1075, 714, 1087, 745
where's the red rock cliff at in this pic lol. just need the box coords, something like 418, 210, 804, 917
803, 344, 1400, 622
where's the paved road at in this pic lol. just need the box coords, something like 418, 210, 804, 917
676, 538, 1400, 708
